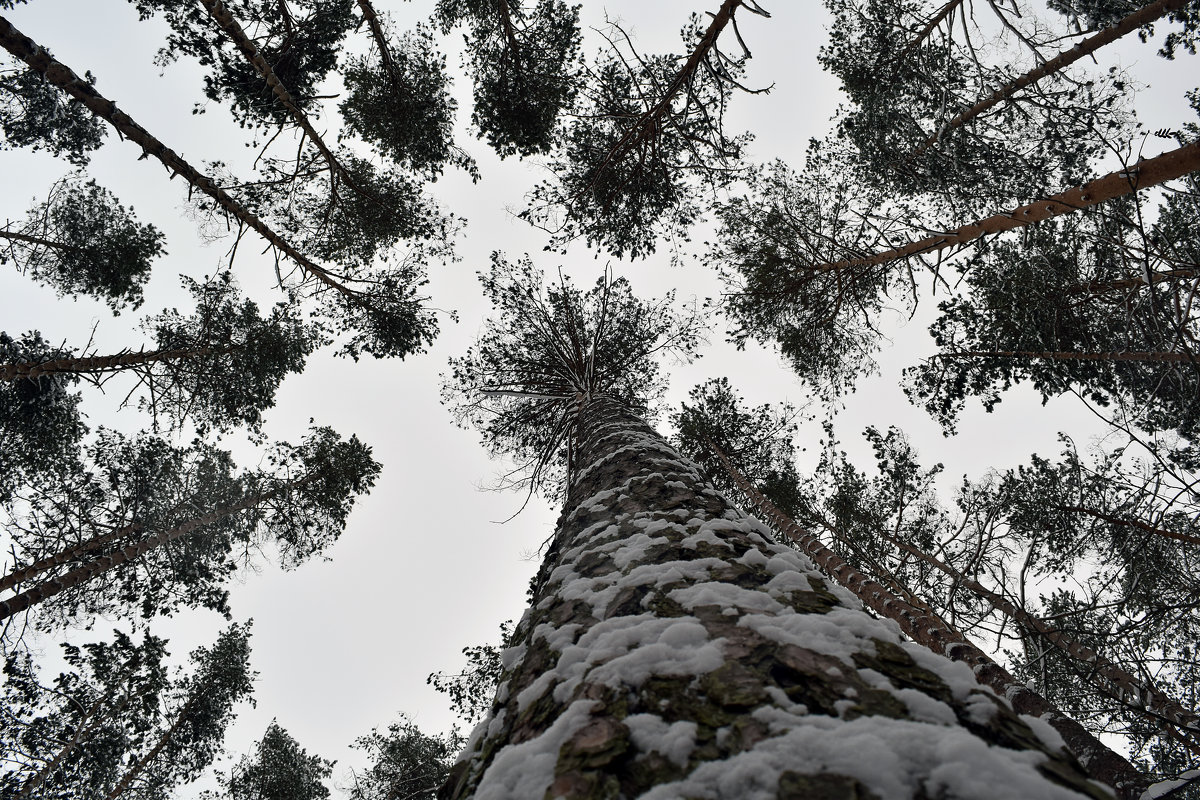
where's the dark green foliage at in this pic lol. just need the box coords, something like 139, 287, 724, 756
670, 378, 805, 517
525, 16, 750, 259
218, 721, 333, 800
340, 23, 474, 180
0, 58, 105, 165
820, 0, 1130, 209
0, 630, 169, 800
427, 620, 512, 724
712, 157, 892, 398
349, 715, 462, 800
4, 426, 378, 624
130, 0, 355, 131
24, 431, 249, 621
444, 254, 704, 496
0, 176, 165, 311
436, 0, 582, 158
320, 264, 442, 361
0, 331, 84, 503
903, 209, 1200, 439
985, 442, 1200, 782
127, 623, 256, 796
142, 272, 319, 434
251, 425, 381, 569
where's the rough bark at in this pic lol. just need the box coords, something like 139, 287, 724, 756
804, 140, 1200, 274
878, 531, 1200, 739
0, 344, 236, 381
912, 0, 1188, 156
712, 442, 1151, 799
0, 15, 354, 298
441, 395, 1116, 800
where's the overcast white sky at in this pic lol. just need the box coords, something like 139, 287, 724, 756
0, 0, 1196, 793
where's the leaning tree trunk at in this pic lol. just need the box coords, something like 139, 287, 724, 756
441, 395, 1112, 799
0, 343, 236, 381
710, 441, 1150, 799
911, 0, 1187, 157
803, 140, 1200, 274
874, 531, 1200, 741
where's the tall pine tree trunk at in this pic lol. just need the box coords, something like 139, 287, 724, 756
804, 140, 1200, 274
871, 528, 1200, 740
710, 440, 1150, 799
442, 396, 1111, 799
0, 344, 236, 381
912, 0, 1187, 156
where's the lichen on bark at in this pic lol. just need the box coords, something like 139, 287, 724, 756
441, 397, 1111, 800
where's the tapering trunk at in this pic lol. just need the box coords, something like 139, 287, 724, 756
1055, 504, 1200, 547
0, 521, 144, 594
442, 395, 1115, 800
590, 0, 747, 186
912, 0, 1187, 156
0, 230, 81, 252
1063, 268, 1200, 296
943, 349, 1194, 363
712, 442, 1150, 799
103, 695, 195, 800
876, 529, 1199, 736
803, 139, 1200, 274
0, 15, 352, 298
0, 344, 236, 382
356, 0, 401, 77
894, 0, 966, 63
0, 480, 294, 621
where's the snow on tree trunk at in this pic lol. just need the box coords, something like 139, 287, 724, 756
441, 396, 1110, 799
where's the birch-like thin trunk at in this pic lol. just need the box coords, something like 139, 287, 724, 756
0, 520, 144, 594
442, 395, 1114, 799
711, 441, 1150, 799
0, 15, 353, 299
893, 0, 966, 63
103, 695, 194, 800
912, 0, 1187, 157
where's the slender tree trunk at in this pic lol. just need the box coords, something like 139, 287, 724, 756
442, 395, 1117, 800
894, 0, 966, 63
0, 344, 237, 382
876, 531, 1200, 739
0, 230, 79, 251
912, 0, 1187, 155
1054, 504, 1200, 547
0, 520, 144, 594
804, 139, 1200, 274
356, 0, 401, 77
104, 696, 195, 800
1064, 268, 1200, 296
589, 0, 752, 186
943, 349, 1195, 363
710, 441, 1151, 799
0, 480, 296, 621
0, 15, 354, 298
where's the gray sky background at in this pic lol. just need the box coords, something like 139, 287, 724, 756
0, 0, 1196, 793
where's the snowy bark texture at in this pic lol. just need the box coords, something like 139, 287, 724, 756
441, 397, 1111, 800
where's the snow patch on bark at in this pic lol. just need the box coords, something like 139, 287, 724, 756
472, 700, 598, 800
